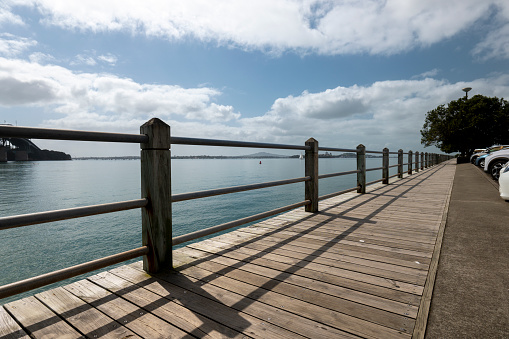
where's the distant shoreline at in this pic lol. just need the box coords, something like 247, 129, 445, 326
73, 153, 386, 160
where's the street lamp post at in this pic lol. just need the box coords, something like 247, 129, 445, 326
462, 87, 472, 99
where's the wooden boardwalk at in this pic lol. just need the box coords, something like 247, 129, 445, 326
0, 162, 455, 339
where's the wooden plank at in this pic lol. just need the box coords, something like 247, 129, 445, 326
123, 264, 359, 339
173, 249, 417, 328
244, 223, 436, 254
35, 287, 139, 339
187, 238, 423, 295
171, 252, 413, 338
130, 264, 395, 339
260, 217, 440, 244
3, 296, 83, 339
240, 221, 437, 255
63, 279, 190, 338
210, 227, 430, 270
412, 169, 454, 338
235, 227, 432, 263
173, 246, 421, 307
198, 232, 422, 294
87, 271, 243, 339
262, 216, 438, 245
192, 238, 428, 285
110, 263, 309, 339
172, 248, 418, 318
259, 218, 439, 246
212, 229, 429, 273
0, 306, 30, 339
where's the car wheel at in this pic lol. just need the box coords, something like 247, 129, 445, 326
471, 156, 477, 164
479, 159, 485, 168
489, 159, 507, 180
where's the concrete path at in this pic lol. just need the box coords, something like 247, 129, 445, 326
425, 163, 509, 338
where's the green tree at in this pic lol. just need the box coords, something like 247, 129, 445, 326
421, 94, 509, 157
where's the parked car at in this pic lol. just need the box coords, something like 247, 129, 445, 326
475, 145, 509, 168
475, 153, 489, 167
484, 148, 509, 180
498, 162, 509, 200
470, 148, 487, 164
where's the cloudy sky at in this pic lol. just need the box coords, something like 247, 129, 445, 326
1, 0, 509, 157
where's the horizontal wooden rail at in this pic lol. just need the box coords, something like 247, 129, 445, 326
318, 186, 359, 201
318, 169, 360, 180
172, 177, 310, 202
388, 164, 399, 168
0, 246, 149, 300
367, 178, 386, 185
170, 136, 310, 151
173, 200, 311, 246
0, 199, 148, 230
366, 166, 384, 172
366, 150, 384, 154
0, 125, 148, 143
318, 146, 357, 152
388, 173, 400, 179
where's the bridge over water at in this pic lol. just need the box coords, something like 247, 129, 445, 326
1, 127, 70, 161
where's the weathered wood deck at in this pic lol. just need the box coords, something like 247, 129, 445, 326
0, 162, 455, 339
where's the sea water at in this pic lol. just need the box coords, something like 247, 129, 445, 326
0, 157, 397, 304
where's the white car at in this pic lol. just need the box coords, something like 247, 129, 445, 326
484, 149, 509, 180
498, 162, 509, 200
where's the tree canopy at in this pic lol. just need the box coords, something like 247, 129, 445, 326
421, 94, 509, 157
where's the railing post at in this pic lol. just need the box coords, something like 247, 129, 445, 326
408, 150, 413, 175
140, 118, 172, 273
305, 138, 319, 212
425, 152, 428, 168
415, 151, 419, 172
382, 148, 389, 184
398, 149, 403, 178
357, 144, 366, 193
420, 152, 424, 170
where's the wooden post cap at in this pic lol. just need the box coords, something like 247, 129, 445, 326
140, 118, 171, 150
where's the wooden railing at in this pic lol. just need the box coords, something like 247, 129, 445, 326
0, 118, 452, 299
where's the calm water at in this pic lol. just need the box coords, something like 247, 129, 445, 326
0, 157, 397, 304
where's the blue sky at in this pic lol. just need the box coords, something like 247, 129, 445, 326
1, 1, 509, 157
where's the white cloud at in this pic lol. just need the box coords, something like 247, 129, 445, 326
71, 54, 97, 66
0, 57, 240, 132
2, 55, 509, 156
0, 33, 37, 56
70, 51, 118, 67
97, 53, 117, 65
236, 76, 509, 151
0, 4, 24, 25
473, 24, 509, 60
412, 69, 440, 79
29, 52, 55, 64
3, 0, 507, 58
